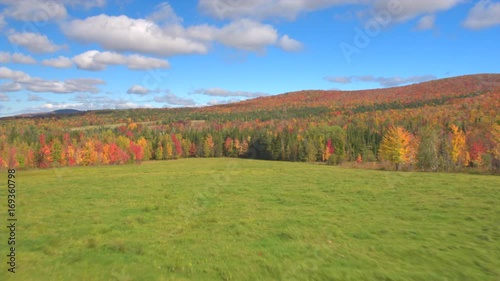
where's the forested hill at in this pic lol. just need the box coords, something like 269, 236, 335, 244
199, 73, 500, 113
0, 73, 499, 172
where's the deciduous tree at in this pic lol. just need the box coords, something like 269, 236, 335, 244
379, 126, 412, 170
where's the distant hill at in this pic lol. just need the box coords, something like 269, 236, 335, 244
198, 73, 500, 113
4, 109, 83, 119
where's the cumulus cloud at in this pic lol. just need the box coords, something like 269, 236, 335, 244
193, 87, 269, 98
0, 93, 10, 101
21, 99, 147, 115
72, 50, 169, 71
127, 85, 151, 96
0, 66, 105, 94
28, 94, 45, 101
215, 19, 279, 52
0, 52, 36, 64
7, 32, 66, 54
207, 98, 241, 106
372, 0, 462, 23
277, 35, 304, 51
463, 0, 500, 29
415, 14, 436, 30
324, 74, 437, 87
63, 0, 106, 9
154, 92, 197, 106
62, 14, 208, 56
72, 93, 155, 110
0, 67, 31, 82
198, 0, 360, 20
1, 0, 67, 21
0, 0, 104, 23
62, 14, 302, 55
324, 76, 353, 84
0, 82, 23, 92
42, 56, 73, 68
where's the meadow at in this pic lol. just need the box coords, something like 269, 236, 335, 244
1, 159, 499, 281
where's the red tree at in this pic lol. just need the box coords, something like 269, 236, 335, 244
129, 141, 144, 162
171, 134, 183, 158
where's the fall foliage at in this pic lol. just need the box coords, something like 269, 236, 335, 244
0, 74, 499, 172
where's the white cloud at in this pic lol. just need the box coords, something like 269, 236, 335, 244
325, 74, 437, 87
463, 0, 500, 29
324, 76, 353, 83
215, 19, 278, 52
0, 52, 36, 64
198, 0, 360, 20
193, 88, 269, 98
0, 82, 22, 92
0, 67, 31, 82
62, 14, 302, 56
1, 0, 67, 22
42, 56, 73, 68
0, 93, 10, 101
126, 54, 170, 70
127, 85, 151, 96
63, 0, 106, 9
62, 14, 209, 56
0, 66, 105, 94
28, 94, 45, 101
415, 14, 435, 30
72, 94, 155, 110
7, 32, 66, 54
72, 50, 170, 71
154, 92, 197, 106
372, 0, 461, 23
207, 98, 241, 106
277, 35, 304, 51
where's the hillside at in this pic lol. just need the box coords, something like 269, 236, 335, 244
199, 73, 500, 113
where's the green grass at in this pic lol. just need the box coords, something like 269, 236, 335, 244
1, 159, 499, 281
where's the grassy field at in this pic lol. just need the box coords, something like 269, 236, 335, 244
1, 159, 499, 281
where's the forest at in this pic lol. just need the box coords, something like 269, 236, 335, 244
1, 74, 499, 173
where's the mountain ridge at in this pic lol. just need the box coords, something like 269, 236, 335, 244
3, 73, 499, 119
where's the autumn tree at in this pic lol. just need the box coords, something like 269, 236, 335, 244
490, 124, 500, 171
378, 126, 412, 170
203, 134, 215, 158
129, 141, 144, 162
137, 137, 151, 160
79, 139, 98, 166
322, 139, 334, 162
171, 134, 183, 159
37, 134, 53, 168
224, 137, 234, 157
469, 141, 486, 167
449, 124, 469, 167
155, 142, 164, 160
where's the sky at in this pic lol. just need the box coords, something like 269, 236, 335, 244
0, 0, 499, 117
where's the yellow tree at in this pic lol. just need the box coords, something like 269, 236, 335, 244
165, 143, 173, 159
79, 139, 98, 166
203, 134, 215, 157
450, 124, 469, 167
137, 137, 150, 160
379, 126, 412, 170
490, 124, 500, 168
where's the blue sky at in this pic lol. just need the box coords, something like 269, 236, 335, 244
0, 0, 499, 117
